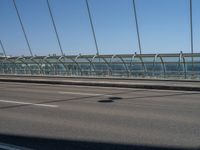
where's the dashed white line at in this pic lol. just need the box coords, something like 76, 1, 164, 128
0, 99, 58, 108
59, 91, 113, 97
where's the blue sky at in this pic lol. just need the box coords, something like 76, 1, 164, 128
0, 0, 200, 56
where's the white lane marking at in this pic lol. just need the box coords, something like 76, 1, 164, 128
59, 91, 113, 97
0, 99, 58, 108
32, 104, 58, 108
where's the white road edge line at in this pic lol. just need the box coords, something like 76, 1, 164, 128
0, 99, 58, 108
59, 91, 113, 97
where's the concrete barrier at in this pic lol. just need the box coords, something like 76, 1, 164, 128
0, 75, 200, 91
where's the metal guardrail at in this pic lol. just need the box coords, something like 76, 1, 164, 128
0, 53, 200, 79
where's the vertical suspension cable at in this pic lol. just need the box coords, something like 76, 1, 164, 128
189, 0, 194, 70
13, 0, 33, 56
132, 0, 142, 54
46, 0, 64, 56
0, 40, 7, 57
85, 0, 99, 55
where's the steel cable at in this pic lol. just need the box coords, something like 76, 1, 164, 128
13, 0, 33, 56
46, 0, 64, 56
189, 0, 194, 71
132, 0, 142, 54
85, 0, 99, 55
0, 40, 7, 56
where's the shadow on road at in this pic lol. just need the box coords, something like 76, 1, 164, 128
98, 96, 122, 103
0, 133, 198, 150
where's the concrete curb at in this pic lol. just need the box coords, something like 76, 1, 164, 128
1, 74, 200, 82
0, 77, 200, 91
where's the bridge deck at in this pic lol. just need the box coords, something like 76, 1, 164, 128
0, 81, 199, 149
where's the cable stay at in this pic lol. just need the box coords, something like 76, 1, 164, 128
132, 0, 142, 54
189, 0, 194, 70
0, 40, 7, 57
85, 0, 99, 55
46, 0, 64, 56
189, 0, 194, 55
13, 0, 33, 56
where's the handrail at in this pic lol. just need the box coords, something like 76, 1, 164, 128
1, 53, 200, 79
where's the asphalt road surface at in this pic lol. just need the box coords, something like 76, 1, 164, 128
0, 82, 200, 150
